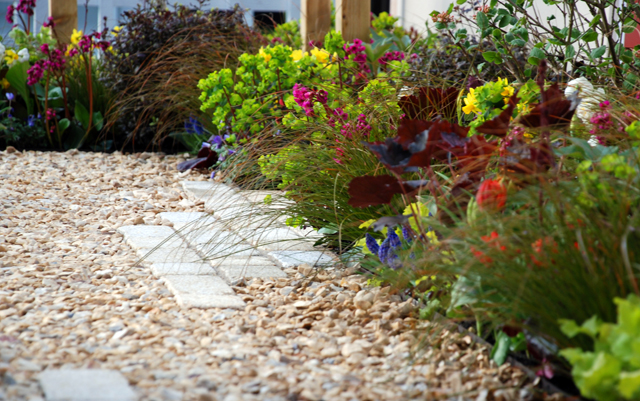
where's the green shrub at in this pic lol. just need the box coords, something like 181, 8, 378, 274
560, 295, 640, 401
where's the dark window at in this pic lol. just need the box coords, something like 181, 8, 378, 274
253, 10, 285, 31
371, 0, 390, 15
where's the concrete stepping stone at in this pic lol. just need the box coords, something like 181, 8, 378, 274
181, 181, 236, 200
157, 211, 216, 230
150, 262, 214, 276
162, 275, 244, 308
117, 225, 175, 240
135, 247, 201, 265
39, 369, 137, 401
268, 251, 336, 268
208, 256, 276, 268
124, 235, 185, 251
216, 263, 287, 282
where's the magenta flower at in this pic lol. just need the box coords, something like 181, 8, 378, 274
6, 4, 15, 24
26, 61, 44, 85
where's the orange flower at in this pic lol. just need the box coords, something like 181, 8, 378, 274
477, 179, 507, 212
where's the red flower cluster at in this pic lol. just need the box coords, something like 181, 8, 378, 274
476, 179, 507, 212
471, 231, 505, 265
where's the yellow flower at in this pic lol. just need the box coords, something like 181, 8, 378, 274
310, 47, 330, 64
258, 47, 271, 62
71, 29, 83, 45
290, 49, 307, 61
501, 85, 514, 98
517, 102, 533, 116
4, 49, 18, 66
1, 78, 9, 90
112, 26, 122, 37
462, 88, 481, 115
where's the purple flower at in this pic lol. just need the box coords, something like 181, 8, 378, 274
401, 225, 413, 243
6, 4, 15, 24
27, 115, 36, 127
210, 171, 216, 179
212, 135, 224, 149
5, 93, 14, 101
365, 233, 380, 255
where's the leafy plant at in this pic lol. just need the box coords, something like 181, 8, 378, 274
432, 0, 640, 87
560, 295, 640, 401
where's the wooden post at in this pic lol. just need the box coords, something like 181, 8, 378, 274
49, 0, 77, 44
301, 0, 332, 51
336, 0, 371, 43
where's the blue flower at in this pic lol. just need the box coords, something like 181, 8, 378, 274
201, 142, 211, 149
378, 236, 390, 265
184, 117, 204, 135
401, 225, 413, 243
365, 233, 380, 255
228, 149, 236, 155
210, 171, 216, 179
27, 115, 36, 127
5, 93, 14, 101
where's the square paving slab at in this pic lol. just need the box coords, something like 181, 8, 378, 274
39, 369, 137, 401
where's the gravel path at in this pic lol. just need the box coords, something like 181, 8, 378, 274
0, 150, 547, 401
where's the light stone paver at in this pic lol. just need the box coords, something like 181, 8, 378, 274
116, 225, 175, 240
215, 264, 288, 282
39, 369, 137, 401
162, 275, 244, 308
157, 211, 207, 223
268, 251, 336, 268
150, 262, 214, 276
135, 247, 202, 264
124, 235, 185, 250
208, 256, 276, 268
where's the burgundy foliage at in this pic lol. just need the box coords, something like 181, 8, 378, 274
398, 87, 459, 121
347, 175, 427, 208
176, 146, 219, 171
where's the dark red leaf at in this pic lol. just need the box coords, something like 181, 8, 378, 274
347, 175, 427, 208
395, 119, 432, 149
176, 147, 218, 171
502, 137, 555, 175
518, 62, 578, 129
476, 93, 520, 137
362, 139, 415, 174
407, 120, 470, 168
398, 87, 460, 121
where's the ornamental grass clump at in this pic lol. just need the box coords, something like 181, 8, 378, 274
103, 0, 263, 151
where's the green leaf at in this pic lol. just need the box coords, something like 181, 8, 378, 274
447, 2, 455, 14
581, 30, 599, 42
476, 12, 489, 32
482, 51, 503, 63
492, 29, 502, 39
490, 330, 511, 366
74, 102, 90, 129
92, 112, 104, 131
589, 15, 602, 27
565, 44, 576, 59
619, 370, 640, 398
591, 46, 607, 59
4, 62, 33, 116
58, 118, 70, 133
510, 38, 526, 47
456, 0, 466, 4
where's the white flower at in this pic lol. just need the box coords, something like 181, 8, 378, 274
564, 77, 605, 124
0, 43, 5, 61
17, 48, 29, 63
